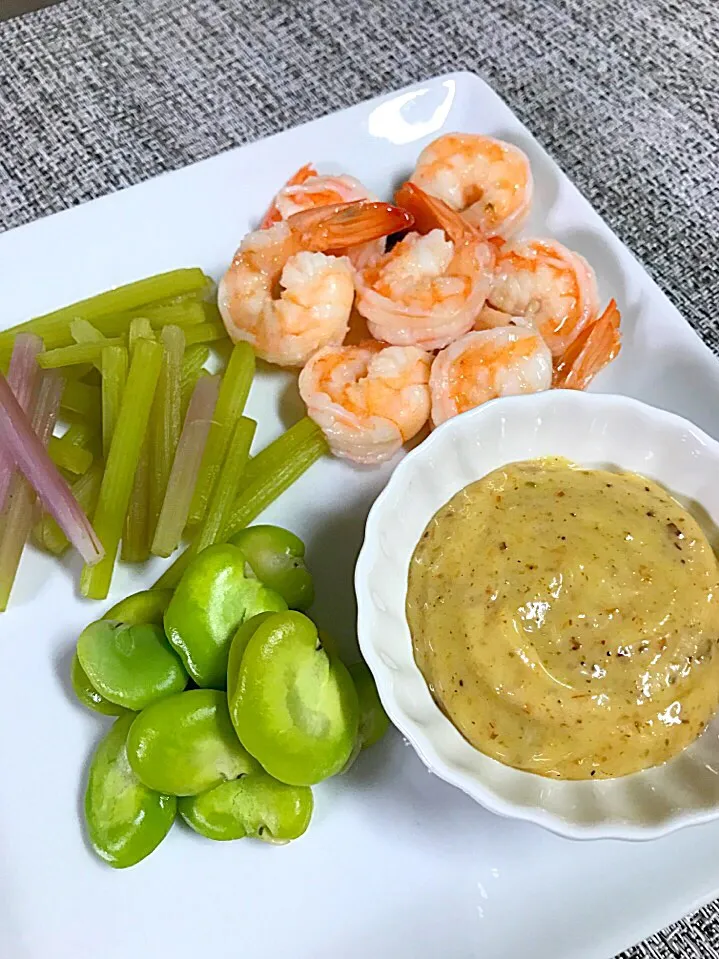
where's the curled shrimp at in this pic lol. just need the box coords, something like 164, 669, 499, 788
411, 133, 533, 239
261, 164, 384, 269
485, 238, 600, 357
355, 182, 495, 351
299, 341, 431, 464
553, 299, 622, 390
218, 201, 413, 367
429, 326, 552, 426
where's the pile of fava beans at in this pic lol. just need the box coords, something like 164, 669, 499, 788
72, 525, 388, 867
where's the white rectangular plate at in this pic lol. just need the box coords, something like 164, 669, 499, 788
2, 72, 719, 959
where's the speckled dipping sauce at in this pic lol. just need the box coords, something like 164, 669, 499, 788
406, 458, 719, 779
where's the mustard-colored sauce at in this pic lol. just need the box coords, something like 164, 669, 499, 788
406, 459, 719, 779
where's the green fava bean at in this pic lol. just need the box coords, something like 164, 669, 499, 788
349, 661, 390, 749
127, 689, 260, 796
179, 772, 313, 843
103, 588, 174, 626
77, 620, 188, 711
230, 526, 314, 611
71, 652, 130, 717
85, 714, 176, 869
230, 611, 359, 786
164, 544, 287, 688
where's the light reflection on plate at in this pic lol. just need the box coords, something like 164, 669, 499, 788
368, 80, 456, 145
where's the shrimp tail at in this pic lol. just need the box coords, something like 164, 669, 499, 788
260, 163, 318, 229
553, 299, 621, 390
395, 181, 478, 244
289, 201, 414, 252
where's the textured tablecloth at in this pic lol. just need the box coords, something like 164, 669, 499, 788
1, 1, 718, 955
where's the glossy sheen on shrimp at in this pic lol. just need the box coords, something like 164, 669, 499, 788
299, 341, 431, 464
261, 165, 384, 269
412, 133, 533, 239
355, 182, 495, 351
219, 201, 413, 367
486, 238, 599, 357
430, 326, 552, 426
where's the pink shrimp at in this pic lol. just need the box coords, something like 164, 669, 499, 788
485, 238, 600, 357
411, 133, 533, 239
260, 164, 385, 269
429, 326, 552, 426
299, 341, 431, 464
218, 201, 413, 367
354, 182, 495, 351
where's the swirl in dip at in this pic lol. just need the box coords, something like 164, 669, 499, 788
406, 459, 719, 779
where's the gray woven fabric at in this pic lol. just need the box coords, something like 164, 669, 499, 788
1, 1, 718, 956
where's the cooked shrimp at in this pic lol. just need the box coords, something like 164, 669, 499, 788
553, 299, 621, 390
411, 133, 533, 239
355, 182, 495, 351
486, 238, 600, 357
219, 201, 413, 367
430, 326, 552, 426
261, 164, 384, 269
474, 304, 536, 331
299, 341, 431, 464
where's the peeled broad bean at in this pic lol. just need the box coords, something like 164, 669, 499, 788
179, 772, 313, 843
77, 620, 188, 711
230, 526, 314, 611
85, 714, 176, 868
127, 689, 259, 796
71, 653, 130, 717
164, 544, 287, 688
103, 588, 174, 626
229, 611, 359, 786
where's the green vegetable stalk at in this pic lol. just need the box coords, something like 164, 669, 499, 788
80, 337, 163, 599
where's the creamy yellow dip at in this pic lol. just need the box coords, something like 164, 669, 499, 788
407, 459, 719, 779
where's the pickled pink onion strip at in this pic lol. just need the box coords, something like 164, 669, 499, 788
151, 374, 221, 558
0, 372, 64, 610
0, 333, 43, 511
0, 370, 104, 565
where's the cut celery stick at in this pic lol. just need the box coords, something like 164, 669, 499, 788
151, 375, 220, 559
71, 319, 105, 343
120, 320, 156, 562
153, 418, 326, 590
60, 380, 101, 424
188, 342, 255, 525
121, 444, 151, 562
129, 317, 154, 348
0, 372, 64, 611
145, 300, 206, 329
194, 416, 256, 554
181, 345, 210, 394
235, 415, 321, 494
101, 346, 128, 459
0, 269, 210, 354
183, 321, 229, 347
48, 435, 93, 475
70, 318, 108, 372
149, 326, 185, 535
33, 460, 103, 556
38, 338, 124, 369
222, 422, 327, 539
80, 338, 163, 599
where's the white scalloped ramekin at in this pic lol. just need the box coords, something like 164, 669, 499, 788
356, 391, 719, 840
